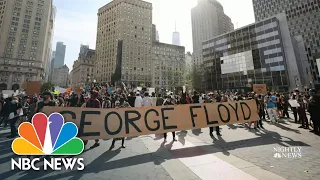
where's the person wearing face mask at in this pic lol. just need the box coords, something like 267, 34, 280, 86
81, 90, 101, 148
34, 91, 58, 113
7, 97, 23, 138
109, 93, 130, 150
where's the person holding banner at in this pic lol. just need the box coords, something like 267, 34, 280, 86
82, 90, 101, 148
163, 96, 176, 142
209, 94, 222, 137
109, 93, 129, 150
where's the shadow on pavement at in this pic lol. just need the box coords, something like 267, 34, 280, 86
1, 130, 309, 180
176, 131, 187, 145
227, 124, 238, 130
273, 123, 301, 134
191, 129, 203, 136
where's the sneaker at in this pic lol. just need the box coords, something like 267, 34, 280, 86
121, 145, 126, 148
216, 132, 222, 136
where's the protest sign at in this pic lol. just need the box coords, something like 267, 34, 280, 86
74, 87, 83, 94
288, 100, 300, 107
44, 100, 259, 140
25, 81, 41, 95
253, 84, 267, 94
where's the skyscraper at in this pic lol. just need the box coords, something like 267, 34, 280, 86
79, 44, 89, 58
252, 0, 320, 85
172, 22, 180, 46
191, 0, 234, 66
95, 0, 153, 86
0, 0, 54, 90
44, 5, 56, 82
53, 42, 66, 68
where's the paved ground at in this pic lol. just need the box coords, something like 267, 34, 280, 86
0, 111, 319, 180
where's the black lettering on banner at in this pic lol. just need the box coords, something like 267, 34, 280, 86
240, 102, 251, 120
189, 106, 202, 127
204, 105, 218, 125
105, 111, 122, 135
144, 109, 160, 131
228, 103, 239, 121
161, 108, 177, 130
79, 111, 101, 137
125, 110, 142, 134
218, 104, 230, 123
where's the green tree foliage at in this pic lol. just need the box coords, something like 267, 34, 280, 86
41, 82, 54, 93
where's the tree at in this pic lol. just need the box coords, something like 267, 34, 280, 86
190, 66, 205, 92
41, 82, 54, 93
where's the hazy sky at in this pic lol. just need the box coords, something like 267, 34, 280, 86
52, 0, 255, 70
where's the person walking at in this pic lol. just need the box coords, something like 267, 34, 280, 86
265, 92, 279, 123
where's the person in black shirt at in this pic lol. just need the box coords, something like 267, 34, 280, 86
0, 98, 11, 126
34, 92, 57, 113
7, 97, 23, 138
163, 96, 176, 142
127, 92, 136, 107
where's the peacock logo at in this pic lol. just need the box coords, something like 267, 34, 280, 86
11, 113, 84, 155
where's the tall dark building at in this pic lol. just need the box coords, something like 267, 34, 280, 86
191, 0, 234, 66
54, 42, 66, 68
202, 14, 310, 92
252, 0, 320, 85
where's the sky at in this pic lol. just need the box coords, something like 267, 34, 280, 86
52, 0, 255, 71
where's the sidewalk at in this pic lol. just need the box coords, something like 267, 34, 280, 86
0, 111, 319, 180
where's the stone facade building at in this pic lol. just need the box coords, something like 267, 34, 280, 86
152, 42, 185, 91
0, 0, 54, 91
95, 0, 153, 87
52, 64, 69, 88
71, 48, 95, 88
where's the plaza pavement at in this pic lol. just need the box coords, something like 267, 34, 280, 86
0, 111, 319, 180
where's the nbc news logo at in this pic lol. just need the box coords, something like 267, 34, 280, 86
11, 113, 85, 171
273, 147, 302, 159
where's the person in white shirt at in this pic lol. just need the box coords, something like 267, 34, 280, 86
142, 92, 152, 107
134, 92, 143, 107
151, 92, 157, 106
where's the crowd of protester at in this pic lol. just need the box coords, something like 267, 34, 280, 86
0, 86, 319, 149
